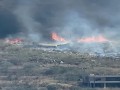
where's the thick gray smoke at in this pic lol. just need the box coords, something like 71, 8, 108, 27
0, 0, 120, 43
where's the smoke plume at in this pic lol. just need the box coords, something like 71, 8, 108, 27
0, 0, 120, 43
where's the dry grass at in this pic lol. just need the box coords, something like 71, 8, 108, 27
0, 42, 120, 89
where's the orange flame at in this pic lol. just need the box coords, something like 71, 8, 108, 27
51, 32, 109, 43
78, 35, 109, 43
5, 38, 23, 44
51, 32, 66, 42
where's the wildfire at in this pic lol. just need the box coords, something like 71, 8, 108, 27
51, 32, 109, 43
51, 32, 66, 42
78, 35, 109, 43
5, 38, 23, 44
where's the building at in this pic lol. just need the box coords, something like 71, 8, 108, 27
83, 74, 120, 88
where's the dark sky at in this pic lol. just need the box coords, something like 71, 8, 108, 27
0, 0, 120, 42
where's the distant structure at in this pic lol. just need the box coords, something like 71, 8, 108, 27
82, 74, 120, 88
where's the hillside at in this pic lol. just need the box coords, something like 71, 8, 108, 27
0, 41, 120, 90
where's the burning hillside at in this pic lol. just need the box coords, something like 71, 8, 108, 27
51, 32, 67, 42
0, 0, 119, 49
50, 32, 118, 55
5, 38, 23, 44
51, 32, 109, 43
77, 35, 109, 43
1, 1, 120, 89
3, 32, 114, 55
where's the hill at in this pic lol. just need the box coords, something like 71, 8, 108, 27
0, 41, 120, 90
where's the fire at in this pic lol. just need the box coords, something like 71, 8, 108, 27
51, 32, 109, 43
78, 35, 109, 43
5, 38, 23, 44
51, 32, 66, 42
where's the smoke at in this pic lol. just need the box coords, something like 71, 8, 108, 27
13, 0, 42, 42
0, 0, 120, 43
0, 0, 20, 38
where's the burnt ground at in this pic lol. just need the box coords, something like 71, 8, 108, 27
0, 41, 120, 90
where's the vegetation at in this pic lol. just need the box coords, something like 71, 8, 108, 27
0, 41, 120, 90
